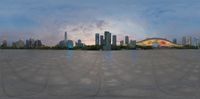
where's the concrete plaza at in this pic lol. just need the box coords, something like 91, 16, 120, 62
0, 50, 200, 99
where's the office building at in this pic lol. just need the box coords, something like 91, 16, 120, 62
58, 32, 71, 48
58, 40, 66, 48
1, 40, 7, 48
120, 40, 124, 46
76, 39, 84, 48
65, 32, 67, 42
130, 40, 136, 48
186, 36, 192, 45
26, 38, 35, 48
100, 35, 104, 46
34, 40, 42, 48
103, 31, 111, 50
193, 37, 199, 47
112, 35, 117, 46
182, 36, 187, 45
125, 36, 129, 45
25, 39, 42, 48
67, 40, 74, 49
173, 38, 177, 44
14, 40, 25, 48
95, 33, 100, 45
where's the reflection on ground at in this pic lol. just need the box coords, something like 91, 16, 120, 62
0, 50, 200, 99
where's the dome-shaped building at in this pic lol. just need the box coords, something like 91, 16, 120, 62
137, 38, 182, 48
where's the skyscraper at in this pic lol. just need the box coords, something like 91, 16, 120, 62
103, 31, 111, 50
26, 38, 35, 48
64, 32, 68, 47
100, 35, 104, 46
112, 35, 117, 46
95, 33, 100, 45
34, 40, 42, 48
25, 38, 42, 48
182, 36, 187, 45
193, 37, 199, 47
125, 36, 129, 45
65, 32, 67, 42
182, 36, 193, 46
186, 36, 192, 45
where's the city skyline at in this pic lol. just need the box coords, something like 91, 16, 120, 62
1, 31, 199, 49
1, 0, 200, 46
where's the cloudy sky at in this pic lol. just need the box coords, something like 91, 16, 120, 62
0, 0, 200, 45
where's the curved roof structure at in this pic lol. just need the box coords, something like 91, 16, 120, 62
137, 38, 182, 47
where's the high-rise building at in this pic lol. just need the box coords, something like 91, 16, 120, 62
130, 40, 136, 48
64, 32, 68, 47
26, 38, 35, 48
95, 33, 100, 45
76, 39, 84, 48
193, 37, 199, 47
34, 40, 42, 48
15, 40, 25, 48
125, 36, 129, 45
198, 38, 200, 47
67, 40, 74, 49
78, 39, 81, 44
182, 36, 187, 45
173, 38, 177, 44
100, 35, 104, 46
58, 40, 65, 48
65, 32, 67, 42
186, 36, 192, 45
182, 36, 193, 46
120, 40, 124, 46
103, 31, 111, 50
1, 40, 7, 48
25, 39, 42, 48
112, 35, 117, 46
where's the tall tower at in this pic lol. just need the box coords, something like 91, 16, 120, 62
64, 32, 67, 41
112, 35, 117, 46
95, 33, 100, 45
182, 36, 186, 45
100, 35, 104, 46
103, 31, 111, 50
186, 36, 192, 45
125, 36, 129, 45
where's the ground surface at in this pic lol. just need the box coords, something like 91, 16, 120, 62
0, 50, 200, 99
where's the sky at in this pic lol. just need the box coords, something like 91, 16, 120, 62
0, 0, 200, 46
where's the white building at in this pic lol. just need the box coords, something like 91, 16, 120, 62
16, 40, 25, 48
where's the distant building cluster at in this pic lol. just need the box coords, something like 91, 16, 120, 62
0, 38, 43, 49
1, 40, 8, 48
95, 31, 136, 50
182, 36, 200, 47
1, 31, 200, 50
75, 39, 84, 48
57, 32, 85, 49
25, 39, 43, 48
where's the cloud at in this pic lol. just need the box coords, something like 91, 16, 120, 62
1, 0, 200, 46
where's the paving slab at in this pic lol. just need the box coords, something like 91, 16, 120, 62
0, 50, 200, 99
